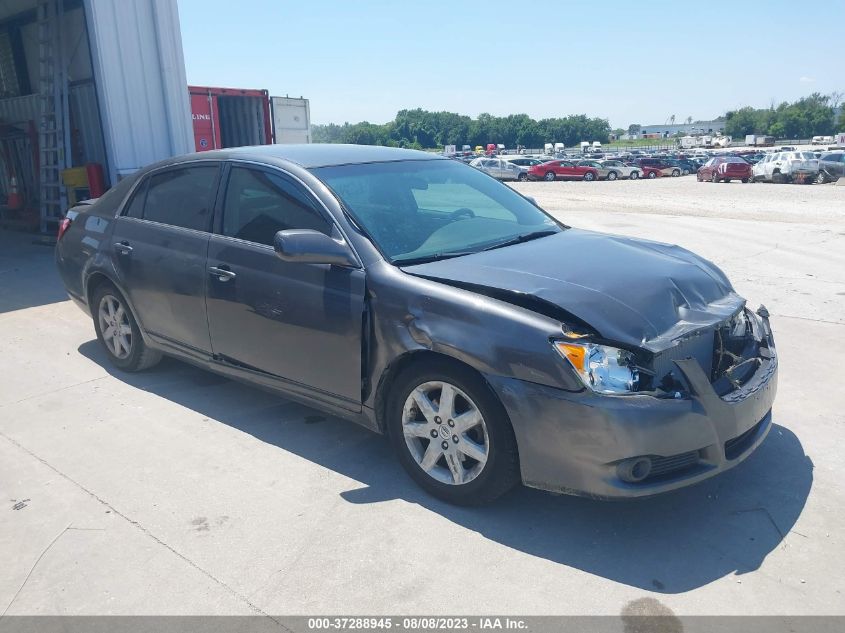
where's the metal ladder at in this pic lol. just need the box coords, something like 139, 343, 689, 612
37, 0, 68, 234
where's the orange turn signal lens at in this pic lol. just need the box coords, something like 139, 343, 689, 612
554, 342, 587, 371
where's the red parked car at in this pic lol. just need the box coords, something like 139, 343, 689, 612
635, 164, 664, 179
697, 156, 752, 183
528, 160, 600, 181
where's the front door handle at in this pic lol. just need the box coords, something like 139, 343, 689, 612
114, 241, 132, 255
208, 266, 236, 282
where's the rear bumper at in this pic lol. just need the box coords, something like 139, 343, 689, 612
487, 322, 778, 499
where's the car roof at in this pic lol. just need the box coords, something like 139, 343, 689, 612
151, 144, 444, 170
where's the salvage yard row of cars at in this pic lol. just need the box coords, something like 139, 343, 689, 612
467, 149, 844, 184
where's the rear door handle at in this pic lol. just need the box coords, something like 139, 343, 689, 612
208, 266, 236, 282
114, 241, 132, 255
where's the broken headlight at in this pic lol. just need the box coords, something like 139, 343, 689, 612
554, 341, 639, 394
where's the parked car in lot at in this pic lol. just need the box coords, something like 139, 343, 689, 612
501, 156, 546, 168
598, 159, 641, 180
636, 158, 681, 177
816, 151, 845, 183
637, 164, 664, 179
55, 145, 778, 505
527, 160, 600, 181
470, 157, 529, 181
697, 156, 752, 183
751, 151, 819, 184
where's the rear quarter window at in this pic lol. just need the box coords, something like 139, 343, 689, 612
142, 166, 219, 231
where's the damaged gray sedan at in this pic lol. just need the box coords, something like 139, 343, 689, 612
56, 145, 777, 505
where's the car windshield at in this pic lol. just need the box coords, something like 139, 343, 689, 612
313, 159, 561, 264
797, 152, 816, 160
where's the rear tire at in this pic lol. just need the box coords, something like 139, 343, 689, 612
671, 169, 681, 177
583, 171, 595, 181
648, 171, 657, 179
629, 171, 639, 180
544, 171, 556, 181
517, 172, 528, 182
92, 283, 161, 372
607, 171, 618, 181
711, 172, 719, 183
816, 172, 828, 184
387, 359, 520, 505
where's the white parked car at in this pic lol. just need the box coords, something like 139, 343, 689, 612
470, 157, 529, 181
598, 159, 642, 180
752, 152, 820, 184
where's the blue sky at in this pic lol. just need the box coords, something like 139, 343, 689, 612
176, 0, 844, 128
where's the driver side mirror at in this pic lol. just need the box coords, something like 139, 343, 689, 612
273, 229, 358, 267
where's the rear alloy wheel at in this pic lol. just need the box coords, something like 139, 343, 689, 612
517, 172, 528, 181
583, 171, 595, 181
671, 169, 681, 177
92, 284, 161, 372
629, 170, 639, 180
388, 362, 519, 505
544, 171, 556, 181
607, 171, 618, 181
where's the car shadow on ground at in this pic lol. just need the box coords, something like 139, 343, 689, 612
80, 341, 813, 594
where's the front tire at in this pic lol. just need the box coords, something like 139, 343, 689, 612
816, 172, 829, 184
583, 171, 595, 181
544, 171, 556, 181
387, 360, 519, 505
607, 171, 618, 181
517, 172, 528, 182
629, 170, 639, 180
92, 283, 161, 372
648, 171, 657, 179
711, 171, 719, 183
671, 169, 681, 177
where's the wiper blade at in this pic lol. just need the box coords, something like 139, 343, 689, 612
481, 229, 559, 252
393, 251, 475, 266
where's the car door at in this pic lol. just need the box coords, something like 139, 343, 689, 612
110, 163, 221, 355
205, 163, 365, 410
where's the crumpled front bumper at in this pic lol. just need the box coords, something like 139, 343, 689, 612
487, 313, 778, 499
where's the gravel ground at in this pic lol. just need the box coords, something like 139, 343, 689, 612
511, 177, 845, 225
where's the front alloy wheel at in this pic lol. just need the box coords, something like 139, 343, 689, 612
388, 361, 519, 504
402, 381, 489, 486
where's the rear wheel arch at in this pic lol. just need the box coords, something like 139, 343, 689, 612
85, 272, 147, 340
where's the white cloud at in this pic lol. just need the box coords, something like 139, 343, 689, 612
799, 76, 815, 83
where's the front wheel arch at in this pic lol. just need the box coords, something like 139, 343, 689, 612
375, 350, 501, 435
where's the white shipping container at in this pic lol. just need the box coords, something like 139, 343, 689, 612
271, 97, 311, 144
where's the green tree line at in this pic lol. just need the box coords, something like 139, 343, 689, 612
725, 92, 842, 139
312, 109, 611, 149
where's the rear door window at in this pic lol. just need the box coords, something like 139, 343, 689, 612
221, 166, 332, 246
123, 179, 148, 219
142, 166, 219, 231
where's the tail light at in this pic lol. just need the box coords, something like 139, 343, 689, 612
57, 217, 72, 241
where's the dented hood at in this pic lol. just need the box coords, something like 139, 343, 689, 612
402, 229, 745, 352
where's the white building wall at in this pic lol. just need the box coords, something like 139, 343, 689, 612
83, 0, 193, 182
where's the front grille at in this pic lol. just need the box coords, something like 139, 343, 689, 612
645, 451, 700, 481
651, 331, 714, 385
725, 419, 765, 460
